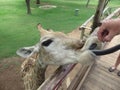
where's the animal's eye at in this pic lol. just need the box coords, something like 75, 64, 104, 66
42, 39, 53, 47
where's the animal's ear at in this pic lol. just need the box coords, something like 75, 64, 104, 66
37, 23, 49, 37
16, 46, 37, 58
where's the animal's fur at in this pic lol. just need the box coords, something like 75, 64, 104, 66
17, 24, 102, 90
21, 53, 47, 90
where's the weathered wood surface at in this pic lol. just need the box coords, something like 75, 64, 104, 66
105, 8, 120, 20
37, 64, 76, 90
67, 63, 94, 90
80, 35, 120, 90
75, 8, 120, 90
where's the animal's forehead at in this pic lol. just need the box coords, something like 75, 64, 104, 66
40, 32, 68, 40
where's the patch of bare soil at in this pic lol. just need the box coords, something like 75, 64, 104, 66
0, 57, 24, 90
0, 56, 82, 90
0, 57, 59, 90
39, 5, 57, 9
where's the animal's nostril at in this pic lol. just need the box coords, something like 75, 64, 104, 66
42, 39, 53, 47
89, 43, 97, 50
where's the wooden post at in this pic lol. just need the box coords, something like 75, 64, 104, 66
103, 0, 111, 10
86, 0, 90, 7
36, 0, 40, 4
91, 0, 106, 33
25, 0, 31, 14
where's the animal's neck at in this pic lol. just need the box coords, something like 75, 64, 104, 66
33, 55, 47, 87
21, 54, 47, 90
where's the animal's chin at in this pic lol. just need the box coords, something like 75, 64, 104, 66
43, 51, 77, 65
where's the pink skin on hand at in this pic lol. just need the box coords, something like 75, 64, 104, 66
97, 19, 120, 42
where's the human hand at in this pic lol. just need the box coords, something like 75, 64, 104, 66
97, 19, 120, 42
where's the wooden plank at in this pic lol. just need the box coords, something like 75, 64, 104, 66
88, 71, 120, 89
105, 8, 120, 20
67, 65, 89, 90
76, 62, 95, 90
37, 64, 76, 90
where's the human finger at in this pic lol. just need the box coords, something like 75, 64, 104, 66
97, 26, 106, 41
103, 31, 115, 42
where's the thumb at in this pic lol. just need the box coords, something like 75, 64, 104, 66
104, 31, 115, 42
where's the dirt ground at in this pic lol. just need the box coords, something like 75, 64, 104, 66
0, 56, 82, 90
0, 57, 24, 90
0, 57, 60, 90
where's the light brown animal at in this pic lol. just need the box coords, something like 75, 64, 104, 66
17, 24, 102, 90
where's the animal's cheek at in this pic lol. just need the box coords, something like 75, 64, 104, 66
78, 50, 96, 65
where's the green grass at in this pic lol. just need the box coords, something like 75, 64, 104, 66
0, 0, 119, 59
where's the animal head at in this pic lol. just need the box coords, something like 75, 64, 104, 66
17, 24, 101, 65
